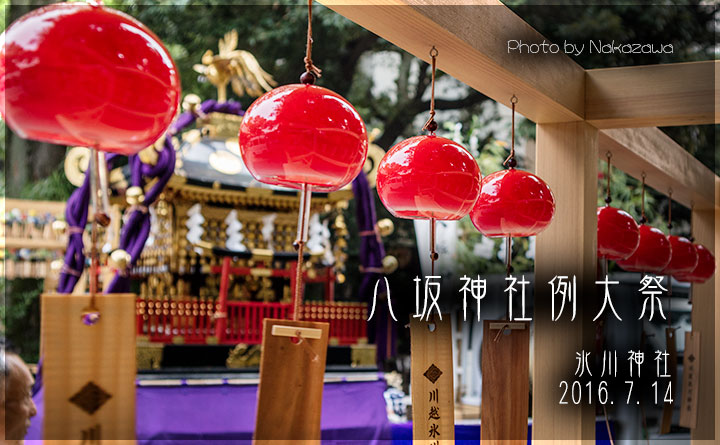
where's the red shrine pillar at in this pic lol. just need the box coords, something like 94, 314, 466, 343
215, 256, 231, 342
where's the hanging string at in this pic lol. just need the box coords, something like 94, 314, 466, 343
430, 218, 438, 275
505, 237, 513, 276
422, 46, 439, 133
639, 172, 647, 224
292, 184, 312, 321
300, 0, 322, 84
666, 190, 673, 324
666, 189, 673, 231
503, 95, 519, 168
294, 242, 305, 321
505, 236, 513, 319
88, 148, 100, 300
605, 152, 613, 204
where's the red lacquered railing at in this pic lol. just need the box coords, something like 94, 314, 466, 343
136, 297, 217, 344
137, 298, 367, 345
299, 302, 368, 345
224, 301, 291, 344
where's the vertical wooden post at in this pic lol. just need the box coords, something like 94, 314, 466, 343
690, 207, 717, 442
533, 122, 598, 442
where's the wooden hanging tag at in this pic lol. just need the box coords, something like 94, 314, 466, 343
679, 330, 700, 429
481, 319, 530, 445
41, 293, 136, 444
254, 318, 329, 444
410, 314, 455, 444
660, 327, 678, 434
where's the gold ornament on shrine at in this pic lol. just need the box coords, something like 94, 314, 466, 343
193, 29, 277, 102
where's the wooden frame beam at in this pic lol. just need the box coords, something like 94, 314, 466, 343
599, 127, 716, 210
320, 1, 719, 209
320, 0, 586, 123
586, 61, 718, 128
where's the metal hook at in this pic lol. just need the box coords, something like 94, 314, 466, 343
429, 45, 438, 58
510, 94, 518, 104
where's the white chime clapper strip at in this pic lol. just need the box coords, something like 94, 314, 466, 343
270, 325, 322, 339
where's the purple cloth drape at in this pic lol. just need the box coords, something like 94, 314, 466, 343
352, 170, 386, 299
351, 171, 396, 363
26, 379, 391, 443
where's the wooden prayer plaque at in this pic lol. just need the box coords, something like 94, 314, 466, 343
679, 330, 700, 429
41, 293, 136, 443
660, 327, 678, 434
481, 320, 530, 445
410, 315, 454, 444
254, 318, 329, 444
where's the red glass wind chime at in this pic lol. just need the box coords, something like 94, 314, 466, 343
597, 152, 641, 265
376, 47, 482, 275
239, 1, 368, 320
1, 1, 181, 323
616, 173, 672, 274
673, 204, 715, 284
661, 191, 698, 277
470, 96, 555, 273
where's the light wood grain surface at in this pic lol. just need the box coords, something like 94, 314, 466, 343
481, 320, 530, 444
254, 318, 329, 444
410, 315, 455, 444
41, 293, 136, 444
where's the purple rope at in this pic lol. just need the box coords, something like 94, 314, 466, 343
105, 100, 244, 293
57, 154, 119, 293
104, 144, 175, 293
58, 100, 244, 294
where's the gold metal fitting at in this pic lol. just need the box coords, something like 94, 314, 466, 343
109, 249, 132, 270
126, 186, 145, 205
382, 255, 399, 274
51, 220, 68, 236
376, 218, 394, 237
50, 259, 64, 272
139, 146, 159, 166
182, 94, 202, 113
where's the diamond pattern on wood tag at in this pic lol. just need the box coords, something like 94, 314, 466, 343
69, 381, 112, 415
424, 363, 443, 384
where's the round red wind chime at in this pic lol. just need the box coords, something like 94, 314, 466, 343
1, 1, 181, 324
616, 173, 671, 274
673, 204, 715, 284
660, 191, 698, 276
239, 1, 368, 319
470, 96, 555, 274
675, 244, 716, 283
597, 152, 640, 265
376, 47, 481, 274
